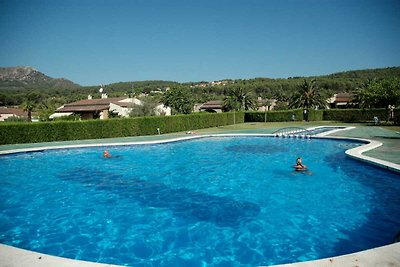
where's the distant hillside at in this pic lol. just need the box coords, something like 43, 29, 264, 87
0, 66, 81, 90
83, 80, 180, 94
322, 67, 400, 80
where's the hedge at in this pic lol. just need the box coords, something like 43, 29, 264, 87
245, 108, 398, 123
245, 109, 302, 122
1, 108, 398, 145
245, 109, 323, 122
0, 112, 244, 145
322, 108, 394, 122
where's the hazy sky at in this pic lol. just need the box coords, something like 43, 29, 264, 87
1, 0, 399, 85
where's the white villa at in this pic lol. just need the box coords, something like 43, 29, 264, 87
50, 94, 171, 120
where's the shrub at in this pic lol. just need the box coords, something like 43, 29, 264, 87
308, 109, 324, 121
0, 112, 244, 145
322, 109, 389, 122
245, 109, 304, 122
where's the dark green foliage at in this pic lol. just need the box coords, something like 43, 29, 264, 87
223, 87, 257, 111
245, 109, 304, 122
4, 116, 26, 122
308, 109, 324, 121
288, 79, 329, 109
355, 78, 400, 108
163, 87, 195, 114
322, 109, 392, 122
0, 113, 244, 145
2, 66, 399, 109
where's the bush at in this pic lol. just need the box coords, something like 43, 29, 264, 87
0, 112, 244, 145
308, 109, 324, 121
245, 109, 305, 122
4, 116, 27, 122
322, 108, 389, 122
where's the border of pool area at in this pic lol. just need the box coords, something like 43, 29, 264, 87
1, 126, 400, 267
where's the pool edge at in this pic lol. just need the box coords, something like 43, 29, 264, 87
262, 242, 400, 267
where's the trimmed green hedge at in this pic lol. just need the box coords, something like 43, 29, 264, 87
308, 109, 324, 121
322, 108, 390, 122
245, 108, 395, 123
245, 109, 323, 122
0, 112, 244, 145
245, 109, 303, 122
1, 108, 398, 145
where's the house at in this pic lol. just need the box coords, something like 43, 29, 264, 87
198, 100, 224, 113
256, 97, 277, 111
50, 94, 171, 119
329, 93, 356, 108
0, 107, 27, 121
195, 98, 278, 113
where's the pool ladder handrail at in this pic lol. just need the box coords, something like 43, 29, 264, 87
272, 127, 312, 139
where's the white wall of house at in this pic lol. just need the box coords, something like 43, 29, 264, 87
155, 104, 171, 116
119, 98, 142, 105
0, 114, 18, 121
109, 103, 131, 117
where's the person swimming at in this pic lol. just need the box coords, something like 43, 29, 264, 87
103, 150, 112, 158
295, 157, 307, 170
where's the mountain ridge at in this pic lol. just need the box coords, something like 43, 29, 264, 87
0, 66, 81, 90
0, 66, 399, 92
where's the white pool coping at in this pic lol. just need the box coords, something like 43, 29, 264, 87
1, 127, 400, 267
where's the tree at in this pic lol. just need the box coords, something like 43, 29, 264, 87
20, 91, 46, 122
289, 79, 329, 110
354, 79, 374, 108
37, 96, 66, 121
355, 78, 400, 108
163, 87, 194, 114
22, 101, 34, 122
129, 96, 158, 117
223, 87, 257, 111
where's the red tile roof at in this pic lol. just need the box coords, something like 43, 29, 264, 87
56, 97, 130, 112
65, 97, 126, 106
200, 100, 223, 109
333, 93, 354, 103
57, 105, 110, 112
0, 107, 27, 116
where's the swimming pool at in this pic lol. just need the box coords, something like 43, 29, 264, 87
1, 136, 399, 267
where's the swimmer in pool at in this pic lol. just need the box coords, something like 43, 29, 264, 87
295, 157, 307, 170
103, 150, 112, 158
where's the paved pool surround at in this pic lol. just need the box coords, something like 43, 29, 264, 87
1, 126, 399, 267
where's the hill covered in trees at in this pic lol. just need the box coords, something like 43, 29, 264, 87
0, 66, 399, 107
95, 66, 400, 99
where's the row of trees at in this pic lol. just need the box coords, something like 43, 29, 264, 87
161, 79, 329, 114
355, 78, 400, 109
162, 78, 400, 115
3, 77, 399, 122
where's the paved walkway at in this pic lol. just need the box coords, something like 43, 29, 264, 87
328, 125, 400, 164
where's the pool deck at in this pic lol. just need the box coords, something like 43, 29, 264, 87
1, 123, 399, 267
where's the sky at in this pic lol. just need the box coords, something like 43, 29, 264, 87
0, 0, 400, 86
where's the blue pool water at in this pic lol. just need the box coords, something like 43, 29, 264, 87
1, 136, 400, 267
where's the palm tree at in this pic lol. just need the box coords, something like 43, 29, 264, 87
163, 87, 194, 114
22, 101, 34, 122
289, 79, 328, 109
223, 87, 257, 111
354, 79, 374, 108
